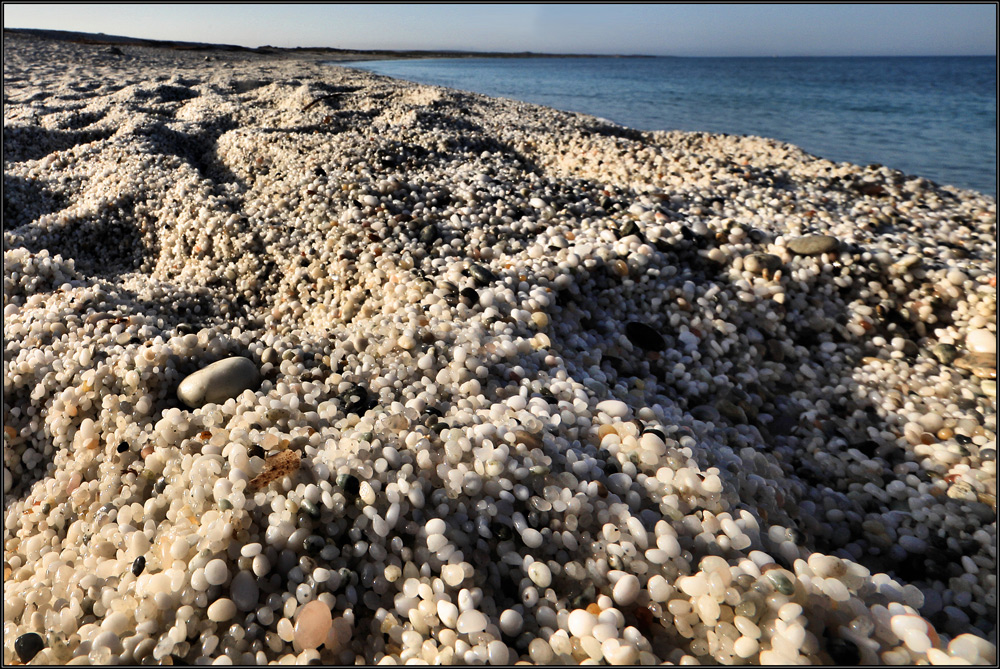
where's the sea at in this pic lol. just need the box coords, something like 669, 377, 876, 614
338, 56, 997, 199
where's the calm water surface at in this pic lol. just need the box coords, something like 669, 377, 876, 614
340, 56, 996, 198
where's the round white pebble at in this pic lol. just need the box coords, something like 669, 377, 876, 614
204, 559, 229, 586
457, 610, 488, 634
612, 574, 640, 606
208, 598, 237, 622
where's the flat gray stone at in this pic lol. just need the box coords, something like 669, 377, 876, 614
786, 234, 839, 256
177, 356, 261, 408
743, 253, 783, 274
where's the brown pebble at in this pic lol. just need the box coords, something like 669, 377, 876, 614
937, 428, 955, 441
249, 449, 301, 490
514, 430, 542, 450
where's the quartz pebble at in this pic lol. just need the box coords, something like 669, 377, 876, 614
293, 600, 333, 650
967, 329, 997, 355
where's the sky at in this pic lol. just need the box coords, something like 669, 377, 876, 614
3, 3, 997, 57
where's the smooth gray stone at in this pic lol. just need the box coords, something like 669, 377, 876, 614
177, 356, 261, 408
786, 234, 839, 256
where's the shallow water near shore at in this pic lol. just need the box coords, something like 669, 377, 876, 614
344, 55, 997, 198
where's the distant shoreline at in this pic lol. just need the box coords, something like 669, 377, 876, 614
1, 26, 652, 61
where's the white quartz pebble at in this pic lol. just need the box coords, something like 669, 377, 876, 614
568, 609, 598, 637
207, 598, 237, 622
204, 559, 229, 586
612, 574, 640, 605
967, 329, 996, 354
456, 610, 488, 634
596, 399, 629, 418
499, 608, 523, 636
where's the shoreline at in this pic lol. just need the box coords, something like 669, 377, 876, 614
3, 29, 997, 666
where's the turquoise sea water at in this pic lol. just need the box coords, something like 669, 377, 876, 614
339, 56, 997, 198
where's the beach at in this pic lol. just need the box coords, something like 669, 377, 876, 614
3, 31, 997, 665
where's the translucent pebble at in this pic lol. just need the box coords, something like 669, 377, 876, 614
591, 623, 617, 642
293, 600, 333, 650
456, 610, 488, 634
734, 636, 759, 658
528, 562, 552, 588
241, 543, 263, 558
612, 574, 640, 606
647, 575, 672, 601
521, 528, 543, 548
427, 534, 449, 552
778, 602, 803, 621
204, 559, 229, 586
678, 574, 709, 597
642, 546, 670, 565
207, 598, 237, 622
903, 628, 932, 653
442, 564, 465, 587
596, 400, 629, 418
949, 634, 996, 663
487, 639, 509, 665
697, 594, 721, 623
603, 639, 638, 665
568, 609, 598, 637
438, 600, 459, 628
499, 608, 523, 636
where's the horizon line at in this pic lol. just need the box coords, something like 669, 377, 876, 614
3, 26, 996, 60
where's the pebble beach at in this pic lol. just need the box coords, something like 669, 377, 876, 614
3, 31, 997, 666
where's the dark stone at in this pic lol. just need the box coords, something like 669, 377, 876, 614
641, 427, 665, 441
14, 632, 45, 663
625, 321, 665, 351
826, 636, 861, 665
338, 473, 361, 498
619, 220, 645, 241
460, 287, 479, 305
304, 535, 325, 555
339, 384, 370, 415
419, 224, 437, 245
469, 263, 497, 286
117, 442, 129, 453
132, 555, 146, 576
154, 476, 168, 494
495, 523, 512, 541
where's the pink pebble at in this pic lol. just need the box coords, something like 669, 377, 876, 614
294, 600, 333, 650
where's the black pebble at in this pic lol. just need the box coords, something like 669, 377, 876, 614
117, 442, 129, 453
625, 321, 665, 351
132, 555, 146, 576
340, 384, 369, 415
826, 637, 861, 664
340, 474, 361, 497
15, 632, 45, 663
154, 477, 168, 494
419, 224, 437, 245
468, 263, 496, 286
460, 287, 479, 305
304, 535, 325, 555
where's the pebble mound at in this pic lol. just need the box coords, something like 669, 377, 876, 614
3, 33, 997, 665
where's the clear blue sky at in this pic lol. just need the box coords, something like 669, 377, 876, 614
3, 3, 996, 57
